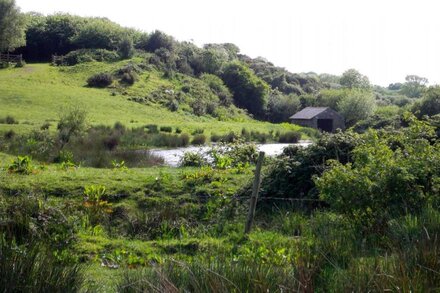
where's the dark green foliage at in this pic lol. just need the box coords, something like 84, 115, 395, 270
87, 72, 113, 88
267, 90, 301, 122
4, 129, 15, 139
55, 49, 119, 66
239, 55, 322, 95
160, 126, 172, 133
191, 134, 206, 145
222, 62, 269, 118
145, 124, 158, 134
143, 30, 175, 52
0, 0, 26, 52
352, 110, 402, 133
117, 36, 134, 59
278, 131, 301, 143
200, 73, 233, 106
259, 130, 361, 204
316, 116, 440, 231
413, 86, 440, 118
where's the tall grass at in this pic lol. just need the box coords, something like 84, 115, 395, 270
0, 239, 84, 293
118, 258, 300, 293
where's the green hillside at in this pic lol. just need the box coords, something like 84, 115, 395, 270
0, 61, 300, 136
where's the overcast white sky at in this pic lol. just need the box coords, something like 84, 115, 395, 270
15, 0, 440, 86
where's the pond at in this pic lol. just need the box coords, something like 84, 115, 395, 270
151, 141, 312, 167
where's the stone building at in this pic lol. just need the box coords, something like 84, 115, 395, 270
290, 107, 345, 132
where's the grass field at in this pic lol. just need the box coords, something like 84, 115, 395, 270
0, 62, 303, 137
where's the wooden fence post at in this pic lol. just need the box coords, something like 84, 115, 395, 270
245, 151, 265, 234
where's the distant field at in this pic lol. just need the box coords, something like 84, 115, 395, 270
0, 62, 303, 137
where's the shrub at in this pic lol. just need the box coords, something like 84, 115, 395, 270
180, 152, 208, 167
278, 131, 301, 143
118, 37, 134, 59
7, 156, 33, 175
180, 133, 190, 146
160, 126, 173, 133
4, 130, 15, 140
87, 72, 113, 88
0, 115, 18, 125
315, 118, 440, 232
257, 130, 361, 206
120, 72, 138, 85
191, 134, 206, 145
58, 49, 120, 66
146, 124, 159, 133
175, 127, 182, 134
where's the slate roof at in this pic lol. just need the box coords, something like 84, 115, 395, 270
289, 107, 329, 120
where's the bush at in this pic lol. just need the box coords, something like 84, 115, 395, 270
87, 72, 113, 88
0, 115, 17, 125
315, 117, 440, 232
145, 124, 158, 133
4, 130, 15, 140
257, 130, 361, 206
278, 131, 301, 143
57, 49, 120, 66
175, 127, 182, 134
120, 72, 138, 85
180, 152, 208, 167
160, 126, 173, 133
180, 133, 190, 146
118, 37, 134, 59
191, 134, 206, 145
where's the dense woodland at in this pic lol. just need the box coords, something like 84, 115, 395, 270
1, 0, 440, 292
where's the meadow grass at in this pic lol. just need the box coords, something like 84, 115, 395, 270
0, 62, 304, 137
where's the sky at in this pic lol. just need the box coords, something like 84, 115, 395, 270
15, 0, 440, 86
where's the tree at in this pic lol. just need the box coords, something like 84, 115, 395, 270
143, 30, 175, 52
413, 86, 440, 118
57, 106, 87, 149
339, 69, 370, 89
267, 90, 301, 123
222, 62, 270, 118
338, 90, 376, 126
71, 18, 124, 50
0, 0, 26, 52
118, 36, 134, 59
401, 75, 428, 98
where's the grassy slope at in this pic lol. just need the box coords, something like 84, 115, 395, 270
0, 61, 301, 136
